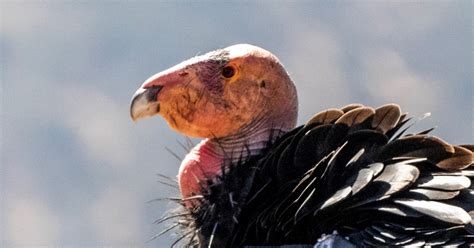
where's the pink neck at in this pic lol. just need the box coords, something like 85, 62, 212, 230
178, 110, 298, 207
178, 139, 222, 205
178, 127, 287, 206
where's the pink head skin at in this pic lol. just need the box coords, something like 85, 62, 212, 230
131, 44, 298, 208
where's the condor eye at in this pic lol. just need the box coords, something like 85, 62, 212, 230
221, 65, 236, 78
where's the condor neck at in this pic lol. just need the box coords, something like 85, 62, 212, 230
178, 111, 297, 203
211, 129, 286, 162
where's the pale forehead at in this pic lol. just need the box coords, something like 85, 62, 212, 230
144, 44, 276, 85
185, 44, 277, 65
224, 44, 274, 59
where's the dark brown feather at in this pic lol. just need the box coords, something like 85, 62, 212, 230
437, 146, 473, 170
340, 103, 364, 113
305, 108, 344, 126
335, 107, 375, 126
372, 104, 401, 134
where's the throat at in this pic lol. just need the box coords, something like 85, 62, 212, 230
178, 127, 287, 203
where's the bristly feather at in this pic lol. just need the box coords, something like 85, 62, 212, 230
157, 104, 473, 247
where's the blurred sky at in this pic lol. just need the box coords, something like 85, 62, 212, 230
1, 1, 472, 247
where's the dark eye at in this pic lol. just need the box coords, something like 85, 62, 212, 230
221, 65, 236, 78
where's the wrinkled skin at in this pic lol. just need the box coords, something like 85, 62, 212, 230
131, 44, 297, 139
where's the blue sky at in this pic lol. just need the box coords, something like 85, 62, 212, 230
1, 1, 472, 247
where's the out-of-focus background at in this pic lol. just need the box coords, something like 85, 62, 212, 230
1, 1, 472, 247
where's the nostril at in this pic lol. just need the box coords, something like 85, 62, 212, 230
144, 85, 163, 102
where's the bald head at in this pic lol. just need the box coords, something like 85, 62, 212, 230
131, 44, 298, 139
131, 44, 299, 201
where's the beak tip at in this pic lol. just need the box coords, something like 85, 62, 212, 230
130, 111, 143, 122
130, 86, 162, 122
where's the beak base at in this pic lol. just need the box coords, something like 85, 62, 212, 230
130, 86, 163, 121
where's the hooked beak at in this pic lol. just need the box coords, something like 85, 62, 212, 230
130, 85, 163, 122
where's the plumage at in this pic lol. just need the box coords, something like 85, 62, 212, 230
130, 44, 473, 247
305, 109, 343, 126
394, 199, 471, 225
170, 107, 473, 247
416, 175, 471, 190
371, 104, 401, 134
